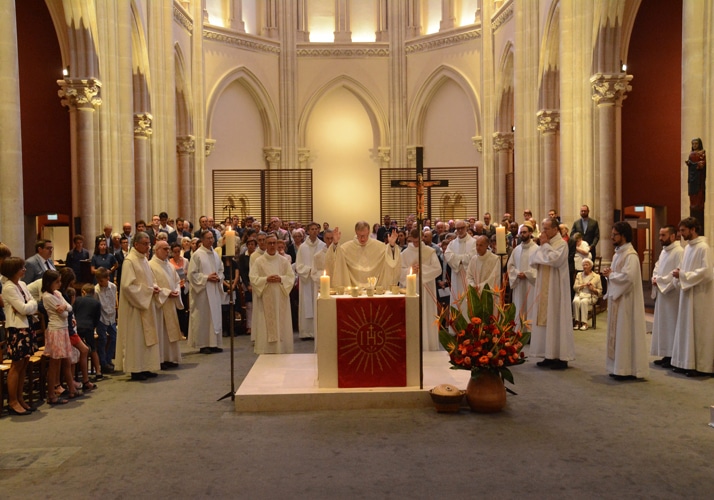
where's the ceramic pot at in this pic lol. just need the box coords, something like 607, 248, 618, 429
466, 371, 507, 413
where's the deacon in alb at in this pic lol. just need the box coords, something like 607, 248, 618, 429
671, 217, 714, 376
332, 221, 400, 287
187, 230, 225, 354
529, 217, 574, 370
507, 221, 537, 331
601, 221, 648, 380
399, 229, 442, 351
445, 220, 476, 316
149, 240, 184, 368
466, 235, 501, 295
650, 225, 683, 368
295, 222, 326, 340
251, 233, 295, 354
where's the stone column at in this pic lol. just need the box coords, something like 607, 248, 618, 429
58, 78, 102, 239
177, 135, 196, 220
375, 0, 388, 41
440, 0, 456, 31
493, 132, 514, 218
334, 0, 352, 42
591, 72, 632, 262
230, 0, 245, 32
537, 110, 560, 213
0, 0, 25, 253
134, 113, 153, 220
263, 0, 279, 39
406, 0, 420, 38
296, 0, 310, 41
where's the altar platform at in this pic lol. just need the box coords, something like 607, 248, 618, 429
234, 351, 470, 412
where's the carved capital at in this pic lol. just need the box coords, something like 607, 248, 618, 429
297, 148, 311, 167
492, 132, 514, 152
57, 78, 102, 109
536, 110, 560, 134
176, 135, 195, 155
377, 147, 391, 165
472, 136, 483, 153
205, 139, 216, 157
134, 113, 153, 137
263, 147, 282, 168
406, 146, 418, 163
590, 73, 633, 105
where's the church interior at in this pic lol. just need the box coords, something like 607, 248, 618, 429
1, 0, 714, 497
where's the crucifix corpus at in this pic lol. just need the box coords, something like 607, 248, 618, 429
390, 147, 448, 389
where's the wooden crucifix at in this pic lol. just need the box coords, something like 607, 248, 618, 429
390, 147, 448, 388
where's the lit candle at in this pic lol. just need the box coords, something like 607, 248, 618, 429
320, 270, 331, 298
225, 226, 236, 257
406, 267, 417, 297
496, 225, 507, 254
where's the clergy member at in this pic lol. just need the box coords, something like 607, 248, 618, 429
115, 231, 161, 381
399, 229, 442, 351
187, 230, 225, 354
445, 220, 476, 316
507, 221, 537, 332
295, 222, 326, 340
467, 235, 501, 295
529, 217, 574, 370
332, 221, 400, 287
251, 233, 295, 354
601, 221, 648, 381
149, 240, 184, 369
671, 217, 714, 377
311, 229, 335, 282
649, 225, 683, 368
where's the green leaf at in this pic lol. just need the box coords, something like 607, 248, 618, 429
501, 367, 514, 385
439, 329, 458, 353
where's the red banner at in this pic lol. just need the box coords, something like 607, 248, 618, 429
336, 297, 407, 388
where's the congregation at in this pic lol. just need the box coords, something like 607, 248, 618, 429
2, 205, 713, 417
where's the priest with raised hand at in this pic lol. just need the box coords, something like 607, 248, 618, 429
332, 220, 401, 287
251, 232, 295, 354
187, 230, 225, 354
399, 228, 442, 351
466, 235, 501, 295
149, 240, 184, 370
295, 222, 326, 340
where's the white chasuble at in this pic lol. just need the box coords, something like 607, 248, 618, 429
187, 245, 225, 348
250, 252, 295, 354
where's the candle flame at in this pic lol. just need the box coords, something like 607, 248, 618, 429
323, 270, 327, 277
409, 267, 413, 275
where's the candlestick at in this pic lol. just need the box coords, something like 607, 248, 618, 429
320, 270, 331, 298
225, 226, 236, 257
496, 225, 507, 254
406, 267, 417, 297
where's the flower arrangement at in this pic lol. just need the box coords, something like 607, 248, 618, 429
438, 283, 530, 386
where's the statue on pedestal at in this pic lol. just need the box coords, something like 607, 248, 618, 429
687, 138, 706, 230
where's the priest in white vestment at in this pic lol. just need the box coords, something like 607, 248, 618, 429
187, 230, 225, 354
467, 235, 501, 297
529, 217, 574, 370
671, 217, 714, 376
602, 222, 648, 380
399, 229, 442, 351
311, 230, 335, 284
251, 234, 295, 354
115, 232, 161, 380
295, 223, 326, 339
507, 222, 537, 332
445, 220, 476, 316
332, 221, 400, 287
650, 226, 683, 367
149, 240, 183, 368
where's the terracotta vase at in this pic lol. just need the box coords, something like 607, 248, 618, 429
466, 371, 507, 413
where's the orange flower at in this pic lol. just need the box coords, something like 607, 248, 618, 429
471, 317, 482, 324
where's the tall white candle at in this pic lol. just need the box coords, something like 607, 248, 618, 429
320, 270, 331, 298
406, 267, 417, 297
496, 225, 507, 254
225, 226, 236, 257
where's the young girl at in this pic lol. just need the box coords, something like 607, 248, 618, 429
41, 270, 72, 405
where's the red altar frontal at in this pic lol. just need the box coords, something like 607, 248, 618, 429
316, 295, 421, 388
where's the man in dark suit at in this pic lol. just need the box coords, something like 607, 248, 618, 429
571, 205, 600, 261
23, 239, 56, 283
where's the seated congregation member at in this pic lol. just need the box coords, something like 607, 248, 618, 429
1, 257, 40, 414
91, 237, 118, 283
95, 267, 118, 373
150, 240, 183, 369
187, 230, 225, 354
571, 258, 602, 330
250, 233, 295, 354
73, 284, 103, 380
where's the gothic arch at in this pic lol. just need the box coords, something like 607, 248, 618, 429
407, 65, 481, 145
298, 76, 389, 147
45, 0, 100, 77
592, 0, 642, 74
206, 67, 280, 146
